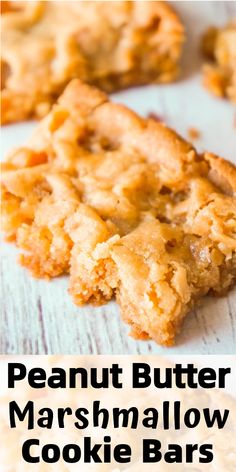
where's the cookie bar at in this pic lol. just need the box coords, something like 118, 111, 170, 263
1, 80, 236, 345
1, 0, 184, 124
202, 22, 236, 103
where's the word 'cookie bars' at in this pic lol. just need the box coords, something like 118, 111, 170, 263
1, 80, 236, 346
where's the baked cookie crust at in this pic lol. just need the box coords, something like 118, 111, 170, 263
1, 0, 184, 124
1, 80, 236, 346
202, 22, 236, 104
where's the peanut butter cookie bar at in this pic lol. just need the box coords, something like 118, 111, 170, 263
1, 0, 184, 124
202, 22, 236, 104
1, 80, 236, 345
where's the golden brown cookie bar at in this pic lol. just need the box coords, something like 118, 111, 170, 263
202, 22, 236, 104
1, 0, 184, 124
1, 80, 236, 345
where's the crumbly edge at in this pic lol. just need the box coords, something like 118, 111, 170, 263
1, 79, 236, 346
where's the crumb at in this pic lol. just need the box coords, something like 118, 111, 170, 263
188, 127, 201, 140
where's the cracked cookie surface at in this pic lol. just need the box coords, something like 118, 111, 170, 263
1, 80, 236, 345
1, 0, 184, 124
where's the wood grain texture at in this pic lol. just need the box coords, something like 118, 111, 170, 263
1, 1, 236, 355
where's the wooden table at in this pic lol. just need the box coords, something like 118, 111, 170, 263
1, 1, 236, 354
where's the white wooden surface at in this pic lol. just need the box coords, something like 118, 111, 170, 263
1, 1, 236, 355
